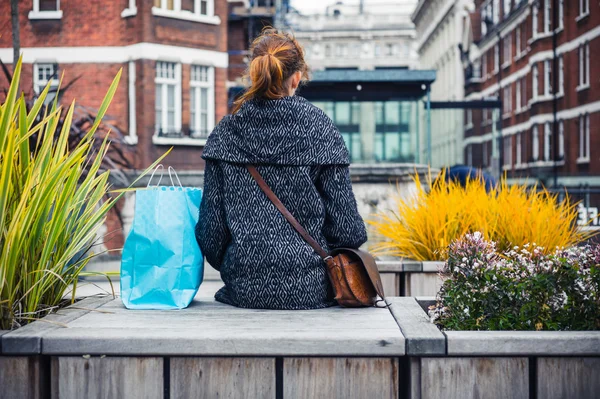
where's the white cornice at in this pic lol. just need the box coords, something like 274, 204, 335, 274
0, 43, 229, 68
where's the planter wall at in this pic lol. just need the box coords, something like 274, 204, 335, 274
1, 296, 599, 399
378, 259, 447, 297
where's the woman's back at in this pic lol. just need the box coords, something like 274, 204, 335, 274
195, 29, 367, 310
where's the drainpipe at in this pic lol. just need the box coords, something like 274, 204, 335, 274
552, 0, 558, 188
426, 85, 432, 165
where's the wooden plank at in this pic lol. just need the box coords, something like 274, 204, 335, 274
51, 356, 162, 399
283, 357, 399, 399
170, 357, 275, 399
381, 273, 400, 297
2, 296, 113, 354
42, 298, 405, 356
420, 357, 528, 399
537, 357, 600, 399
404, 273, 444, 297
0, 356, 48, 399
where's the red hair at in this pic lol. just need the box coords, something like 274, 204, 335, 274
233, 27, 309, 114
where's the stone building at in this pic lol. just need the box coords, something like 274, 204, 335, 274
461, 0, 600, 228
285, 0, 419, 71
411, 0, 475, 168
0, 0, 230, 170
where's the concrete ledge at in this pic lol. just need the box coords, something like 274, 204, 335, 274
1, 296, 114, 354
0, 331, 8, 354
415, 296, 436, 313
387, 297, 445, 356
446, 331, 600, 356
376, 259, 445, 273
40, 298, 405, 356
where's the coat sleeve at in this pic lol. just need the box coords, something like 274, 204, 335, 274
315, 165, 368, 249
195, 160, 231, 271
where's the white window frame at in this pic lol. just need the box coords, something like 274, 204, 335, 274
33, 63, 60, 104
532, 124, 539, 161
502, 33, 512, 67
154, 61, 182, 138
516, 26, 521, 57
494, 44, 499, 74
558, 0, 564, 30
544, 122, 552, 161
516, 132, 522, 166
544, 60, 552, 96
504, 0, 511, 16
577, 0, 590, 20
543, 0, 551, 34
532, 3, 538, 39
578, 114, 590, 163
493, 0, 500, 24
558, 56, 564, 95
577, 43, 590, 90
190, 65, 215, 140
122, 0, 138, 18
558, 120, 565, 160
152, 0, 221, 25
503, 136, 512, 168
29, 0, 63, 20
532, 64, 539, 100
503, 85, 512, 118
516, 79, 521, 111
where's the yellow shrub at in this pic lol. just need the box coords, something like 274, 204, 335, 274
367, 170, 593, 261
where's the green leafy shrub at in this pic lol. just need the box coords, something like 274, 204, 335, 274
429, 232, 600, 331
0, 59, 166, 329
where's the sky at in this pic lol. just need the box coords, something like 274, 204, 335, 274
289, 0, 410, 15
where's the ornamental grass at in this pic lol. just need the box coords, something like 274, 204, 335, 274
0, 59, 166, 329
368, 170, 593, 261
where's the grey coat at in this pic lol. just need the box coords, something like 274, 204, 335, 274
195, 96, 367, 309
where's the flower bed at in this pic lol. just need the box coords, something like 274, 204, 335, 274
429, 232, 600, 331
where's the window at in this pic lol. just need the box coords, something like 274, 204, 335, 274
579, 114, 590, 161
503, 136, 512, 167
29, 0, 62, 19
516, 79, 521, 110
494, 44, 499, 73
190, 65, 214, 139
559, 56, 564, 95
152, 0, 218, 23
543, 0, 551, 33
578, 0, 590, 18
466, 109, 473, 127
516, 26, 521, 56
503, 33, 512, 66
544, 60, 552, 96
482, 53, 488, 77
544, 122, 552, 161
493, 0, 500, 23
532, 64, 539, 100
521, 77, 527, 107
385, 43, 394, 56
558, 0, 564, 29
481, 2, 489, 36
325, 45, 332, 58
532, 125, 539, 161
504, 0, 511, 16
375, 44, 382, 57
532, 3, 538, 39
483, 141, 488, 167
155, 61, 181, 136
578, 43, 590, 88
558, 120, 565, 159
516, 132, 522, 165
33, 63, 59, 105
503, 85, 512, 116
467, 145, 473, 166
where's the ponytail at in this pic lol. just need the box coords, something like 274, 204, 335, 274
233, 28, 308, 114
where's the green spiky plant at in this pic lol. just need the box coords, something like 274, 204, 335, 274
0, 59, 168, 329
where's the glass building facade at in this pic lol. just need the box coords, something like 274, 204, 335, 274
312, 100, 419, 163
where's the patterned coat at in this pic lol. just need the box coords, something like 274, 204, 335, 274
196, 96, 367, 309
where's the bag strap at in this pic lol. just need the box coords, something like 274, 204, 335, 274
246, 165, 331, 261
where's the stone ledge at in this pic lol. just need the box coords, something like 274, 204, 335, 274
1, 296, 114, 355
39, 298, 405, 356
377, 259, 445, 273
387, 297, 445, 356
445, 331, 600, 356
0, 331, 8, 354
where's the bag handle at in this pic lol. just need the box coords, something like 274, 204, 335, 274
246, 165, 331, 261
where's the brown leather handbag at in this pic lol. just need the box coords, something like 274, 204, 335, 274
246, 165, 385, 307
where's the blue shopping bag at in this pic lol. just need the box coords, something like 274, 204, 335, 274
120, 166, 204, 310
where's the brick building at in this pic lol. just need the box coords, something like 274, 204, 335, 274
0, 0, 229, 170
461, 0, 599, 191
